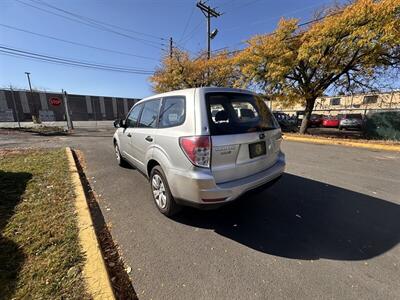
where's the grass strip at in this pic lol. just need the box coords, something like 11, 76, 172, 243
0, 148, 90, 300
0, 126, 67, 136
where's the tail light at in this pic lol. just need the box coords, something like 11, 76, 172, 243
179, 136, 211, 168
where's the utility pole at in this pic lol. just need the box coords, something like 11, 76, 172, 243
196, 1, 221, 59
62, 89, 74, 130
25, 71, 40, 123
169, 37, 173, 58
9, 85, 21, 128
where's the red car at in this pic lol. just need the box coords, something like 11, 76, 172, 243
322, 116, 340, 128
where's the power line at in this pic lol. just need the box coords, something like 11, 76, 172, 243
180, 20, 203, 46
224, 2, 330, 32
1, 50, 153, 75
30, 0, 165, 41
223, 0, 264, 12
0, 45, 153, 71
15, 0, 166, 51
222, 10, 343, 55
179, 5, 196, 43
0, 23, 160, 61
0, 45, 154, 74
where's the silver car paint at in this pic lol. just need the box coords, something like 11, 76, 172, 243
113, 87, 285, 205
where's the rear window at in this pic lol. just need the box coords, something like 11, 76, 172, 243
345, 114, 363, 119
205, 92, 278, 135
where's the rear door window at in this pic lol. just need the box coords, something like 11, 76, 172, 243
206, 92, 278, 135
138, 99, 161, 128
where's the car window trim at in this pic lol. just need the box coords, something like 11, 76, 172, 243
158, 96, 186, 128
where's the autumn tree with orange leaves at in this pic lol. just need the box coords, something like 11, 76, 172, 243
150, 0, 400, 134
236, 0, 400, 133
150, 49, 240, 93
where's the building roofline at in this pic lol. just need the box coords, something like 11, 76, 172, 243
0, 88, 140, 100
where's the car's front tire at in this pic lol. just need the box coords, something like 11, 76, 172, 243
150, 165, 181, 217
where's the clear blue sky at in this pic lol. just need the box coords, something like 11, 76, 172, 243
1, 0, 334, 98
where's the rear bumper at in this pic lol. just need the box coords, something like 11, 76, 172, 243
168, 152, 285, 207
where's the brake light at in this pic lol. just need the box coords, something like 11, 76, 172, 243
179, 136, 211, 168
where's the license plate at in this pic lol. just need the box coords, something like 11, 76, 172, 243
249, 141, 266, 159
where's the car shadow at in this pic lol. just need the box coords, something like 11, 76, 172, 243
173, 173, 400, 261
0, 170, 32, 298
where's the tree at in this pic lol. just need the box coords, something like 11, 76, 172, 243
236, 0, 400, 133
150, 49, 240, 93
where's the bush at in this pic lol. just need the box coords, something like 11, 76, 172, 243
365, 111, 400, 141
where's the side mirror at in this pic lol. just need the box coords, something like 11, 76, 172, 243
113, 119, 125, 128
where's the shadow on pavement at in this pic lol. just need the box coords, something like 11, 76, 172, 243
0, 171, 32, 299
173, 173, 400, 261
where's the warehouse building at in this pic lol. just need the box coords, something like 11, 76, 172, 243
0, 88, 139, 122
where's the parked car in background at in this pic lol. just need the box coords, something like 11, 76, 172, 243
339, 113, 363, 130
113, 87, 285, 217
309, 114, 323, 127
322, 115, 340, 128
273, 112, 297, 132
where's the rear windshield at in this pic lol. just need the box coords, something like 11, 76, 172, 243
345, 114, 363, 119
205, 92, 278, 135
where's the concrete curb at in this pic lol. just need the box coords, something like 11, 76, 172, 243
283, 135, 400, 152
66, 147, 115, 300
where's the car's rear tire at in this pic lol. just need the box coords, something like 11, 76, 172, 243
150, 165, 181, 217
114, 143, 128, 167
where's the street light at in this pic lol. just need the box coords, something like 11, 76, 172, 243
210, 29, 218, 40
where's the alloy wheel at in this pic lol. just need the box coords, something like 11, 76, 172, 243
152, 174, 167, 209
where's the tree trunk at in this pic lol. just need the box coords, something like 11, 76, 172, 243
299, 97, 316, 134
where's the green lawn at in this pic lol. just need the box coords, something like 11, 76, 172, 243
0, 149, 89, 300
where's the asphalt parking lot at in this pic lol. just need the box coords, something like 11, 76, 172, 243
1, 128, 399, 299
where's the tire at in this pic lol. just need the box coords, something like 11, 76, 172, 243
114, 142, 128, 167
150, 165, 181, 217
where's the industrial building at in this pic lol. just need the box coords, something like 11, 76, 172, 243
0, 88, 139, 122
268, 91, 400, 114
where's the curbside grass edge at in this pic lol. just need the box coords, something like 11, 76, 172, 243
283, 135, 400, 152
65, 147, 115, 300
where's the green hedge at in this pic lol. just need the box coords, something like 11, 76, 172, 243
365, 111, 400, 141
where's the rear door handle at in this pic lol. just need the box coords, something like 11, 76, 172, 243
127, 133, 132, 137
145, 136, 153, 142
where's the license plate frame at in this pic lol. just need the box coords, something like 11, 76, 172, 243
249, 141, 267, 159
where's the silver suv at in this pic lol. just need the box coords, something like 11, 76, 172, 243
113, 87, 285, 216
